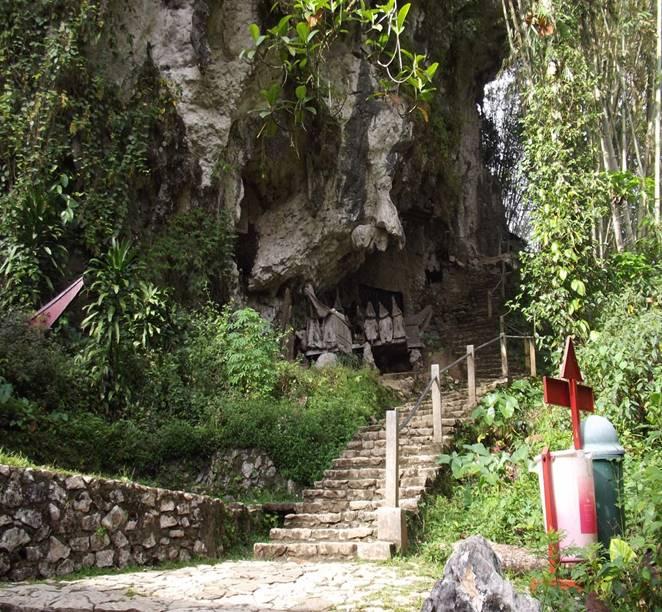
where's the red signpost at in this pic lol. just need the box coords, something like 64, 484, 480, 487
543, 337, 594, 449
532, 337, 597, 591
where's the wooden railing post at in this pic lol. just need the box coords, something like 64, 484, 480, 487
529, 337, 537, 377
431, 364, 442, 445
499, 316, 509, 380
487, 289, 493, 319
466, 345, 476, 406
385, 409, 399, 508
500, 332, 509, 381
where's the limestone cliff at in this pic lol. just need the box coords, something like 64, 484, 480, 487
102, 0, 507, 332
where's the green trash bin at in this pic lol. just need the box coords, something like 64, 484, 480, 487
581, 415, 625, 549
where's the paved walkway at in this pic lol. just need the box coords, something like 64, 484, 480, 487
0, 560, 435, 611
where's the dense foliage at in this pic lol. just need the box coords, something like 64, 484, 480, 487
418, 269, 661, 609
0, 304, 392, 487
501, 1, 661, 354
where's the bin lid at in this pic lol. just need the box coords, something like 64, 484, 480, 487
581, 415, 624, 458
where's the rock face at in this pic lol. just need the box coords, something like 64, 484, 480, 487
100, 0, 507, 323
421, 536, 541, 612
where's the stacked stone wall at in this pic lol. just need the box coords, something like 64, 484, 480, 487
0, 465, 265, 581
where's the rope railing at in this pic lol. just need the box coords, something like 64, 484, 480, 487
385, 320, 538, 518
398, 374, 436, 432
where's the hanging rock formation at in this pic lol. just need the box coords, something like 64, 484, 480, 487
99, 0, 507, 329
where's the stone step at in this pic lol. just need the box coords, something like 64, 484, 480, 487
283, 510, 377, 529
332, 453, 439, 469
269, 526, 376, 542
323, 465, 439, 481
303, 484, 426, 503
338, 442, 442, 459
313, 474, 430, 491
253, 540, 394, 561
299, 496, 420, 514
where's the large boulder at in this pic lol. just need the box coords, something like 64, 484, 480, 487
421, 536, 541, 612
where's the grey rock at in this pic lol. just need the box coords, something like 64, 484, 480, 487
38, 560, 55, 578
421, 536, 540, 612
143, 534, 157, 549
73, 491, 93, 512
0, 514, 12, 527
64, 475, 86, 490
10, 566, 35, 581
193, 540, 207, 555
160, 499, 175, 512
81, 553, 95, 567
0, 465, 9, 476
0, 552, 10, 575
90, 532, 110, 551
169, 530, 185, 538
95, 549, 115, 568
112, 531, 129, 548
125, 520, 138, 531
56, 558, 75, 576
160, 514, 178, 528
48, 503, 61, 522
49, 481, 67, 503
25, 545, 43, 561
101, 505, 128, 532
33, 525, 51, 542
110, 489, 125, 504
70, 536, 90, 552
15, 508, 43, 529
141, 491, 156, 507
177, 503, 190, 515
81, 513, 100, 531
0, 527, 30, 552
46, 536, 71, 562
315, 352, 338, 368
1, 478, 22, 507
118, 548, 132, 567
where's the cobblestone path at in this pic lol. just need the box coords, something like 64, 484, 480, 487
0, 560, 435, 611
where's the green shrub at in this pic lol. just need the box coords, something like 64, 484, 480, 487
205, 365, 390, 484
0, 313, 88, 412
188, 306, 281, 398
578, 282, 661, 434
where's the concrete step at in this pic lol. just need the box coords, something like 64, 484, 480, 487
313, 474, 430, 491
253, 540, 394, 561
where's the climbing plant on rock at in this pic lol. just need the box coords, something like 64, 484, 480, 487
243, 0, 438, 133
0, 0, 177, 309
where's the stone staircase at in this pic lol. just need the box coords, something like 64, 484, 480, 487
253, 267, 527, 562
253, 380, 500, 561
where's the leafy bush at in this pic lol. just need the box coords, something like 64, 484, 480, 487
80, 239, 169, 411
0, 313, 88, 412
205, 364, 390, 484
578, 281, 661, 433
188, 306, 281, 398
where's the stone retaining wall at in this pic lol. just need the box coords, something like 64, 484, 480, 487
0, 464, 265, 581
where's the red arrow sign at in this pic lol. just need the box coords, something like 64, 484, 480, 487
543, 337, 594, 449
